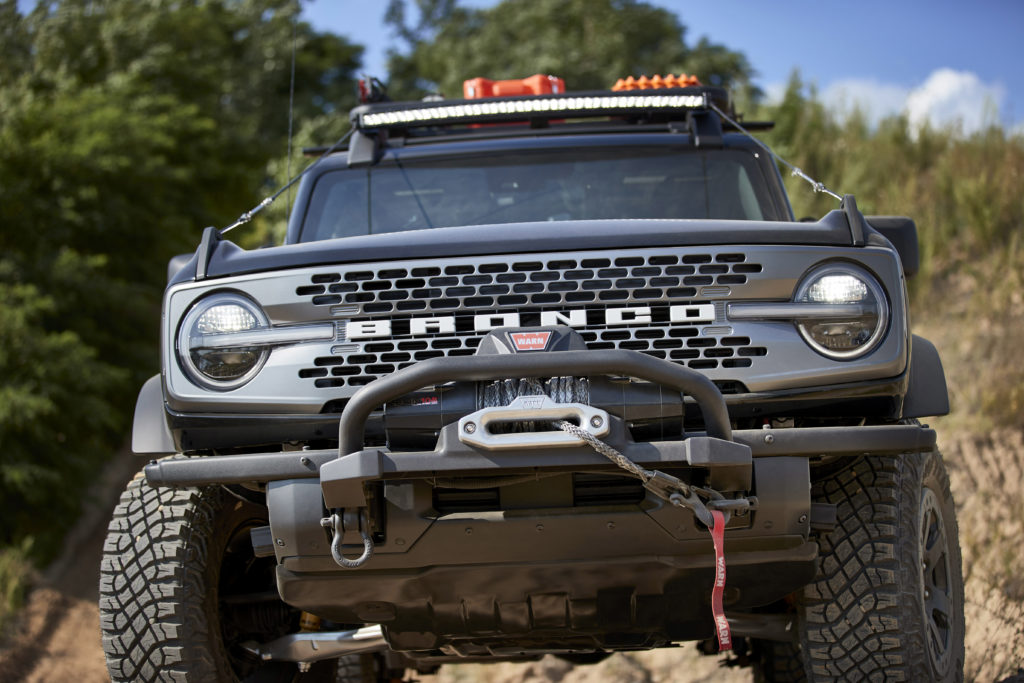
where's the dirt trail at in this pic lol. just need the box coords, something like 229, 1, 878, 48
0, 448, 140, 683
1, 433, 1023, 682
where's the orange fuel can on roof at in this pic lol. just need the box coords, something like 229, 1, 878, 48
463, 74, 566, 99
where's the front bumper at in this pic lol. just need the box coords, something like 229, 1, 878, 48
144, 422, 936, 489
143, 350, 935, 652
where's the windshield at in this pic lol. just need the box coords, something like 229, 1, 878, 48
299, 146, 780, 242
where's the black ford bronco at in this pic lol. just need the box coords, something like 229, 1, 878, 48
101, 76, 965, 682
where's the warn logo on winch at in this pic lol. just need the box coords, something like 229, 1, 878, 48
509, 331, 552, 351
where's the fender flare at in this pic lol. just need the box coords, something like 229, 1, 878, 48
902, 335, 950, 419
132, 374, 177, 454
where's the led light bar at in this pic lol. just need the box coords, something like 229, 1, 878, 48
355, 90, 711, 129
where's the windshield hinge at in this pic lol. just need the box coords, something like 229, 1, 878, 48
195, 226, 223, 281
841, 194, 868, 246
687, 110, 723, 148
348, 129, 386, 167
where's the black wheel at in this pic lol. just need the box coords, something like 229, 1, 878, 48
100, 470, 337, 682
798, 450, 965, 681
751, 639, 807, 683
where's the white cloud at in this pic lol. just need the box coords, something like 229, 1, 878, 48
762, 81, 788, 105
821, 78, 909, 128
810, 69, 1006, 136
905, 69, 1005, 135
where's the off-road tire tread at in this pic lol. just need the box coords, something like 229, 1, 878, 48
99, 469, 227, 682
800, 452, 964, 682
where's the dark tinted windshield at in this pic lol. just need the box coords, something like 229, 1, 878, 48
300, 147, 779, 242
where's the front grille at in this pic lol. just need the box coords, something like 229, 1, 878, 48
294, 249, 768, 389
295, 252, 762, 313
165, 242, 906, 411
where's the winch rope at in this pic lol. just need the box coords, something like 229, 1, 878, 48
481, 377, 589, 408
555, 418, 734, 651
556, 419, 657, 483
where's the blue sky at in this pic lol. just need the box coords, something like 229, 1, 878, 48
308, 0, 1024, 133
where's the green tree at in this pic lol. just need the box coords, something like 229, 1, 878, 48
384, 0, 756, 100
0, 0, 362, 578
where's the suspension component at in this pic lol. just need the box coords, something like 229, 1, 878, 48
241, 624, 387, 664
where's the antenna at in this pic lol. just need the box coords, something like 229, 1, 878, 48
285, 7, 298, 218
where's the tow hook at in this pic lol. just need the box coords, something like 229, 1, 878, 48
321, 508, 374, 568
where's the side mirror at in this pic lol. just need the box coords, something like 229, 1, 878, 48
866, 216, 919, 278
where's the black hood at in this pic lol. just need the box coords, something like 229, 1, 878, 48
174, 211, 864, 285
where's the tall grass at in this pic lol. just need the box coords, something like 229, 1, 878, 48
0, 538, 33, 637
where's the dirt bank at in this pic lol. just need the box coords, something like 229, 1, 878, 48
0, 447, 139, 683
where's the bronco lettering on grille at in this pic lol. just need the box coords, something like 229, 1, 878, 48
344, 304, 716, 340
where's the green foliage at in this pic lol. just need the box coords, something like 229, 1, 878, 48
0, 538, 34, 636
0, 277, 124, 555
0, 0, 361, 574
384, 0, 755, 99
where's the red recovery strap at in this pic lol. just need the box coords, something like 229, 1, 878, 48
709, 510, 732, 651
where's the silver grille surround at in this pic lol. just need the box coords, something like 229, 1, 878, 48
162, 244, 907, 413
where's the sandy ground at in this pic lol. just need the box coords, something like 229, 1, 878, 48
1, 431, 1022, 682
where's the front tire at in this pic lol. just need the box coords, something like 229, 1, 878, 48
99, 470, 335, 682
799, 450, 965, 681
751, 639, 807, 683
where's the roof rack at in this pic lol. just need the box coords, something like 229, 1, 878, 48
350, 86, 732, 131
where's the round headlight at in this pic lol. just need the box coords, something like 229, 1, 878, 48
177, 293, 270, 390
795, 264, 889, 360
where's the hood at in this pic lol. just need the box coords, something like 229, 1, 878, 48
174, 211, 865, 285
